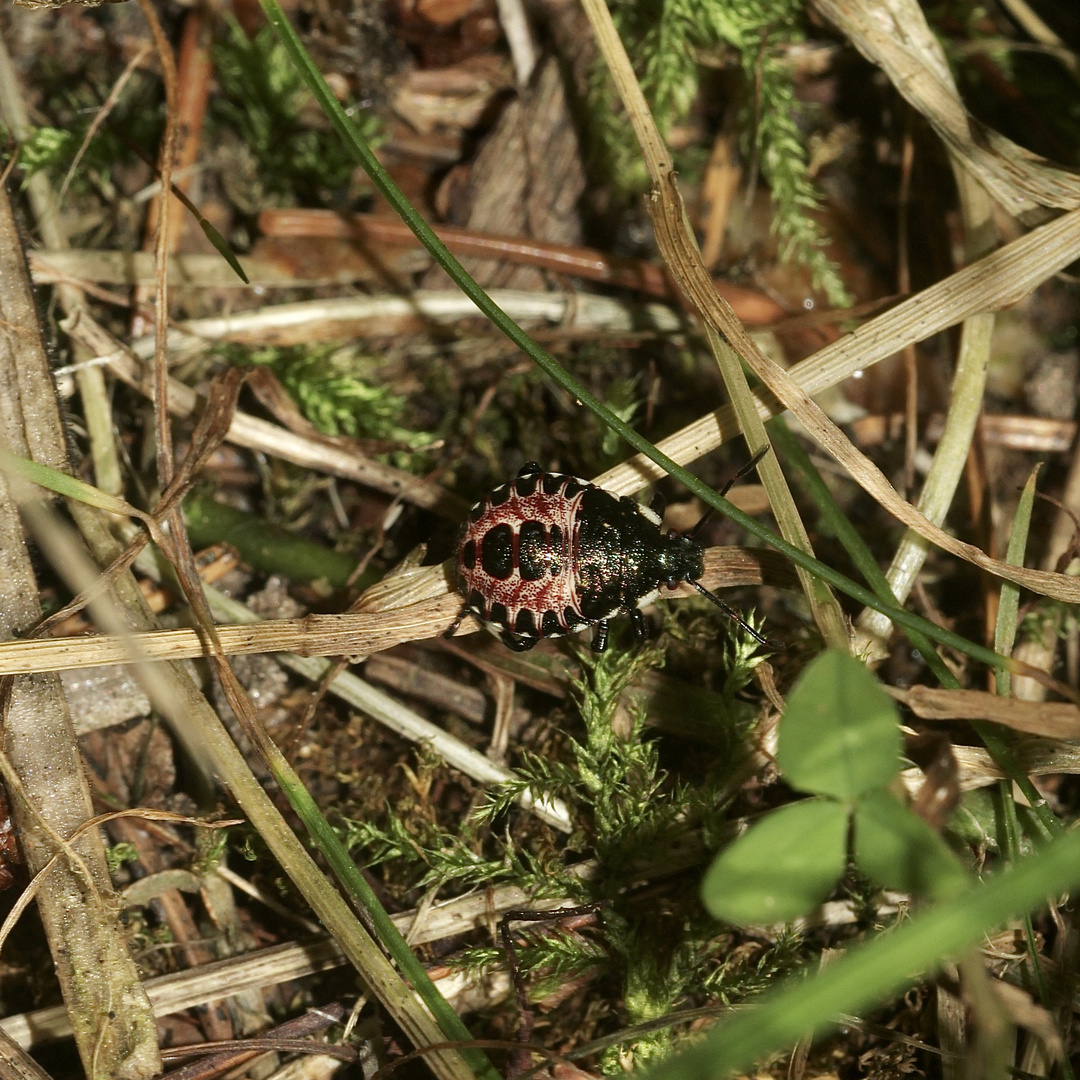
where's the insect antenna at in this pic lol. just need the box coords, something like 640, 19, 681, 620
689, 578, 776, 648
688, 445, 771, 539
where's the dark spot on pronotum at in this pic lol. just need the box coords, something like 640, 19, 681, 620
515, 473, 540, 497
518, 520, 547, 581
549, 524, 564, 575
481, 523, 514, 579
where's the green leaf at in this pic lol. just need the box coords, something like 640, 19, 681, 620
701, 798, 848, 924
195, 205, 250, 284
646, 822, 1080, 1080
853, 789, 970, 902
777, 651, 901, 801
0, 448, 136, 517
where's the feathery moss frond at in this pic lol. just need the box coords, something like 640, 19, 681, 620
211, 18, 380, 207
217, 343, 434, 468
591, 0, 850, 305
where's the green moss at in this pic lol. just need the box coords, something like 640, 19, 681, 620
588, 0, 850, 306
211, 19, 381, 207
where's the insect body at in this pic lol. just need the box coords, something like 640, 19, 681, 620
448, 459, 766, 653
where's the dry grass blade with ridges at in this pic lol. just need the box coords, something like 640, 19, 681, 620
0, 182, 161, 1080
813, 0, 1080, 215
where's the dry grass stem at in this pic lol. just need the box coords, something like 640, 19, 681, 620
2, 883, 587, 1050
181, 569, 572, 831
0, 546, 787, 677
0, 810, 236, 965
595, 207, 1080, 516
0, 1027, 55, 1080
0, 25, 122, 497
3, 869, 910, 1051
62, 308, 465, 517
134, 0, 179, 493
812, 0, 1080, 216
0, 183, 161, 1080
892, 685, 1080, 740
31, 250, 380, 288
39, 282, 686, 340
902, 742, 1080, 797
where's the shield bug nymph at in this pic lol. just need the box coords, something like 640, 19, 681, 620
446, 451, 770, 652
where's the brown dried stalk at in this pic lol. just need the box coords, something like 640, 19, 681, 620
0, 184, 161, 1080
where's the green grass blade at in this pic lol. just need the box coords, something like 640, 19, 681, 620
767, 417, 953, 677
989, 465, 1060, 1065
704, 329, 848, 651
257, 740, 499, 1080
0, 447, 137, 517
167, 179, 250, 283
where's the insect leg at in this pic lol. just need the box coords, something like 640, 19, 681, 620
444, 605, 468, 639
501, 631, 539, 652
591, 619, 610, 653
517, 461, 543, 478
628, 606, 649, 643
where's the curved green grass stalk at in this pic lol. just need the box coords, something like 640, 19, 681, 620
251, 735, 499, 1080
259, 0, 1051, 696
858, 148, 997, 648
858, 311, 994, 645
995, 466, 1041, 697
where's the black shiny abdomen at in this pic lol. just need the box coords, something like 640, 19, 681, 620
575, 489, 654, 618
